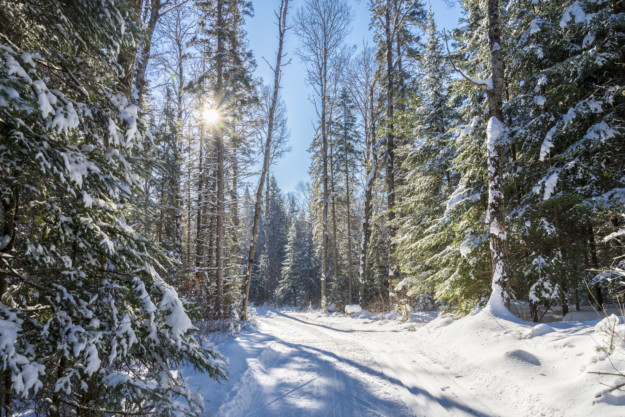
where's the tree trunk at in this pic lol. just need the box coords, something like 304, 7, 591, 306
242, 0, 289, 320
135, 0, 162, 106
384, 2, 396, 304
263, 172, 271, 303
195, 123, 206, 280
346, 158, 354, 304
587, 223, 604, 309
485, 0, 509, 310
117, 0, 142, 93
358, 85, 377, 306
215, 0, 225, 318
330, 139, 340, 297
173, 15, 186, 261
320, 58, 329, 312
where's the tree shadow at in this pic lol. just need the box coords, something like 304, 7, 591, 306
270, 310, 403, 334
208, 321, 494, 417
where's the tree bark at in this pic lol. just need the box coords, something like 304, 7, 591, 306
263, 172, 271, 303
384, 2, 396, 304
320, 50, 329, 312
195, 121, 206, 281
242, 0, 289, 320
118, 0, 143, 93
485, 0, 509, 309
358, 85, 377, 306
330, 137, 340, 296
134, 0, 162, 106
346, 153, 354, 304
215, 0, 225, 318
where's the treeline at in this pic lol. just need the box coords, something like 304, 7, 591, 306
142, 0, 624, 319
273, 0, 625, 318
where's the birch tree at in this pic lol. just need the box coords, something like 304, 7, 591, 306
295, 0, 352, 310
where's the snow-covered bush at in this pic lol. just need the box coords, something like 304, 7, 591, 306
595, 315, 625, 357
0, 0, 225, 414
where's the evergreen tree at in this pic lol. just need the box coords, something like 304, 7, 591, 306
370, 0, 427, 304
276, 211, 321, 307
331, 88, 361, 304
505, 0, 625, 318
0, 0, 224, 414
395, 7, 458, 308
258, 177, 289, 303
194, 0, 258, 322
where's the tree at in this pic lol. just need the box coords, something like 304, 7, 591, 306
333, 88, 361, 303
195, 0, 257, 321
394, 7, 458, 308
259, 177, 289, 303
276, 204, 321, 307
370, 0, 426, 305
0, 0, 224, 414
347, 46, 380, 306
295, 0, 352, 310
243, 0, 291, 320
504, 0, 625, 318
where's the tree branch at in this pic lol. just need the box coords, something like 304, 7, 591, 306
443, 29, 491, 90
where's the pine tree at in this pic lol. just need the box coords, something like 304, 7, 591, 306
258, 177, 289, 303
0, 0, 224, 414
194, 0, 258, 322
276, 210, 321, 307
504, 0, 625, 318
395, 7, 458, 308
370, 0, 427, 305
332, 88, 361, 304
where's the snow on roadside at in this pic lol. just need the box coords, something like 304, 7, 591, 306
183, 307, 625, 416
415, 308, 625, 415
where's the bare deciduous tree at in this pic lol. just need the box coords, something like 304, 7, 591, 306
295, 0, 352, 310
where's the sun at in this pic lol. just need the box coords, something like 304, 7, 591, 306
203, 107, 220, 125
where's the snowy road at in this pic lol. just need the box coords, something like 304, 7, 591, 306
184, 307, 624, 417
187, 309, 497, 417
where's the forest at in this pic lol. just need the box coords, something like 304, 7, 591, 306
0, 0, 624, 415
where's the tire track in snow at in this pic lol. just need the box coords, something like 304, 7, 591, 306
217, 311, 416, 416
271, 311, 498, 417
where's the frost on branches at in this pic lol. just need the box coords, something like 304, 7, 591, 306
0, 0, 224, 415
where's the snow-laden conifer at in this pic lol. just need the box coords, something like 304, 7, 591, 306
0, 0, 225, 414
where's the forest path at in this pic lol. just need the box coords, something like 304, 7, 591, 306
189, 308, 496, 417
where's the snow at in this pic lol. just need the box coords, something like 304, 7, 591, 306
604, 228, 625, 242
445, 186, 479, 217
539, 125, 557, 161
560, 1, 589, 28
466, 75, 493, 90
344, 304, 362, 314
3, 52, 31, 81
485, 116, 504, 149
542, 171, 560, 200
445, 185, 466, 216
158, 286, 193, 338
84, 344, 101, 376
182, 307, 625, 416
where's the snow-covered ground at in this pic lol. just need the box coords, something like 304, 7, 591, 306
185, 307, 625, 416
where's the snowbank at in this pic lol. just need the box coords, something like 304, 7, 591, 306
344, 304, 362, 314
416, 307, 625, 414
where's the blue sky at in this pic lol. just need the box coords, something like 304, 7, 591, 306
245, 0, 462, 194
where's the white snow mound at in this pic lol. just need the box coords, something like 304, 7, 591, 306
344, 304, 362, 314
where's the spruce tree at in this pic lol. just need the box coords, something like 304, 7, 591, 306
0, 0, 224, 414
395, 7, 458, 308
